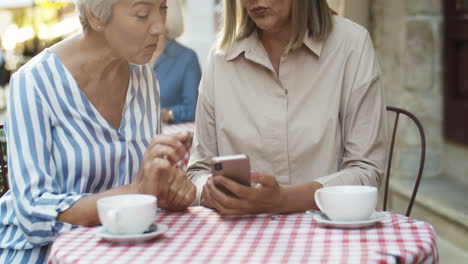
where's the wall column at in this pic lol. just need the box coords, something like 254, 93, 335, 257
371, 0, 444, 179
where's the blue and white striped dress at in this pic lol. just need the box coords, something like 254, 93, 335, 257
0, 49, 161, 263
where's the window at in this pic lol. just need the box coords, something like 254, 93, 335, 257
456, 0, 468, 11
444, 1, 468, 145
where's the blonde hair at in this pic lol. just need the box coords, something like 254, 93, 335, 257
75, 0, 122, 32
219, 0, 335, 53
166, 0, 184, 39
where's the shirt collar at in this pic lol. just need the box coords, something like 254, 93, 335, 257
225, 31, 261, 61
303, 31, 324, 57
225, 30, 324, 61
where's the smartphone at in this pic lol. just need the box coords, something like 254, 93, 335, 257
211, 154, 251, 190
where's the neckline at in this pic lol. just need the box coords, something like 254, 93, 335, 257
44, 48, 132, 134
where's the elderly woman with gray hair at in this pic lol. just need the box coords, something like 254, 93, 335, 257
0, 0, 195, 262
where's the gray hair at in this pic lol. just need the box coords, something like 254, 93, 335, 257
75, 0, 122, 32
166, 0, 184, 40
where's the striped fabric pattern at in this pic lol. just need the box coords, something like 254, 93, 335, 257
0, 49, 160, 263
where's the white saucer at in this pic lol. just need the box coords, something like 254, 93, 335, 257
315, 211, 386, 229
95, 223, 168, 243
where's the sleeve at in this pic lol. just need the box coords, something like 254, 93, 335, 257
315, 32, 388, 188
187, 47, 218, 205
6, 69, 87, 246
170, 50, 202, 123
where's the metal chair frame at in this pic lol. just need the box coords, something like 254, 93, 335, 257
383, 106, 426, 216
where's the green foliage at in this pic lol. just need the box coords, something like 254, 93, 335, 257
11, 9, 28, 28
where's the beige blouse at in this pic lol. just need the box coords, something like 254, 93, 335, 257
187, 16, 388, 205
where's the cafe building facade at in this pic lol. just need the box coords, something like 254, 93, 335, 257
329, 0, 468, 257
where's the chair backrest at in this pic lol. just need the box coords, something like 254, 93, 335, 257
0, 124, 7, 197
383, 106, 426, 216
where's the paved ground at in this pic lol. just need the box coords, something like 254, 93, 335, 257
438, 237, 468, 263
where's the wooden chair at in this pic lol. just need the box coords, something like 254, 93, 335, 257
0, 124, 7, 197
383, 106, 426, 216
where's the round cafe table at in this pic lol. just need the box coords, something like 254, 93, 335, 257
48, 206, 438, 264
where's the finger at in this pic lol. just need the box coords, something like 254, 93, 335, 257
172, 184, 191, 209
201, 184, 214, 208
213, 176, 256, 201
138, 160, 159, 195
139, 157, 172, 195
208, 178, 248, 211
149, 134, 183, 149
184, 184, 197, 206
167, 170, 186, 206
151, 158, 173, 198
170, 132, 193, 156
207, 177, 232, 207
148, 134, 186, 159
162, 167, 180, 204
179, 131, 194, 150
148, 144, 182, 164
205, 183, 247, 215
202, 181, 221, 210
174, 131, 193, 156
172, 131, 189, 142
250, 172, 278, 188
177, 180, 196, 208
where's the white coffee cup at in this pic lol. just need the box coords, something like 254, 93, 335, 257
97, 194, 157, 235
314, 185, 377, 222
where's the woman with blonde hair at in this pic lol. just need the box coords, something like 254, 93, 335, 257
151, 0, 201, 123
0, 0, 195, 262
188, 0, 388, 215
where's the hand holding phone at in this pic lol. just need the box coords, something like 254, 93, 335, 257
211, 154, 251, 196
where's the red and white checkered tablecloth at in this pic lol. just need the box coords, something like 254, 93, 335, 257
162, 122, 195, 171
48, 207, 438, 264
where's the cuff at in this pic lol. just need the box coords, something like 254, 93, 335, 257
314, 171, 350, 187
191, 174, 210, 206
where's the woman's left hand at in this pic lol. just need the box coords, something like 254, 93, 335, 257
158, 169, 196, 211
203, 172, 285, 215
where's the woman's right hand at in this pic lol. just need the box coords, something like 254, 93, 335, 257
133, 132, 195, 210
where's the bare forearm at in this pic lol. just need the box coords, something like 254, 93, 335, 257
279, 181, 323, 214
57, 184, 137, 227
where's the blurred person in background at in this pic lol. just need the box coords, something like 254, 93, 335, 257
151, 0, 201, 124
0, 0, 195, 262
0, 46, 4, 68
0, 44, 8, 86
